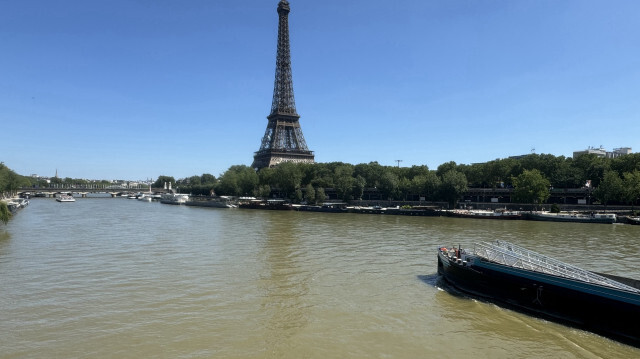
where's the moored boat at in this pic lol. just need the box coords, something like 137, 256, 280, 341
448, 209, 521, 220
5, 198, 30, 212
160, 193, 189, 205
626, 217, 640, 225
297, 203, 347, 213
56, 194, 76, 202
238, 199, 293, 210
185, 195, 236, 208
437, 240, 640, 345
524, 211, 616, 224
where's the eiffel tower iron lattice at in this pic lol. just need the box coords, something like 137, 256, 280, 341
252, 0, 314, 170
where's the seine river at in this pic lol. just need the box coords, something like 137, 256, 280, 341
2, 198, 639, 358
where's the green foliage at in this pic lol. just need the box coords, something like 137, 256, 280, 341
200, 173, 216, 185
254, 184, 271, 199
436, 161, 458, 178
333, 164, 354, 201
0, 202, 11, 225
352, 175, 366, 200
304, 183, 315, 204
8, 149, 640, 209
354, 161, 383, 188
315, 187, 326, 204
215, 166, 258, 196
378, 170, 399, 200
622, 170, 640, 208
153, 175, 176, 189
272, 162, 303, 200
572, 154, 609, 188
611, 153, 640, 174
550, 203, 561, 213
174, 173, 219, 195
0, 162, 31, 196
438, 170, 468, 207
593, 170, 624, 208
512, 169, 551, 206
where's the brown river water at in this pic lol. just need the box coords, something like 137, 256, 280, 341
2, 198, 639, 358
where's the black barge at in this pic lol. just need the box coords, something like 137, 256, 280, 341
437, 240, 640, 346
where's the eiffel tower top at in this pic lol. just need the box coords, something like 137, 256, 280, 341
278, 0, 290, 13
270, 0, 297, 117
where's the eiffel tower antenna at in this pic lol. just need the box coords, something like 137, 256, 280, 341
252, 0, 315, 170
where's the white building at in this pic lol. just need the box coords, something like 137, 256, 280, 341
572, 146, 632, 159
608, 147, 632, 158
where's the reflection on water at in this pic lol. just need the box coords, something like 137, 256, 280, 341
259, 213, 310, 355
1, 199, 639, 358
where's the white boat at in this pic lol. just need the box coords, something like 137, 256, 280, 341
160, 193, 189, 205
137, 185, 155, 202
449, 209, 521, 220
5, 198, 30, 212
137, 194, 153, 202
185, 196, 236, 208
56, 194, 76, 202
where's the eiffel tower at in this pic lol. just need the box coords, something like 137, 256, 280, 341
252, 0, 314, 170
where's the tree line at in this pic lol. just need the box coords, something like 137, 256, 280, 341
3, 152, 640, 210
166, 153, 640, 208
1, 162, 31, 224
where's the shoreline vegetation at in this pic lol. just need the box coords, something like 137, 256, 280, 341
3, 153, 640, 224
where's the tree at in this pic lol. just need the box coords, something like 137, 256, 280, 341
611, 153, 640, 174
187, 175, 202, 186
512, 169, 550, 208
235, 166, 259, 196
378, 170, 399, 200
622, 170, 640, 210
216, 170, 240, 196
352, 175, 366, 200
406, 165, 430, 179
594, 170, 624, 210
398, 177, 411, 201
315, 187, 326, 204
215, 166, 258, 196
572, 154, 610, 188
485, 158, 519, 188
153, 176, 176, 189
304, 183, 316, 204
200, 173, 216, 185
272, 162, 303, 199
438, 170, 467, 208
410, 175, 427, 199
333, 165, 354, 201
424, 171, 442, 201
436, 161, 458, 178
354, 162, 383, 188
254, 184, 271, 199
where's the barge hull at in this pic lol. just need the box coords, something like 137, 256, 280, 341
437, 251, 640, 345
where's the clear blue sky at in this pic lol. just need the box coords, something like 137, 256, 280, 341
2, 0, 639, 181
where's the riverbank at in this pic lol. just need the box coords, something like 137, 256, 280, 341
232, 201, 638, 225
1, 197, 30, 214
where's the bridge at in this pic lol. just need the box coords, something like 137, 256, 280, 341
18, 185, 167, 198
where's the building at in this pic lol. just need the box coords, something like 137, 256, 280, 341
572, 146, 632, 159
609, 147, 632, 158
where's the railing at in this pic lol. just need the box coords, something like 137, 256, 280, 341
473, 240, 640, 293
